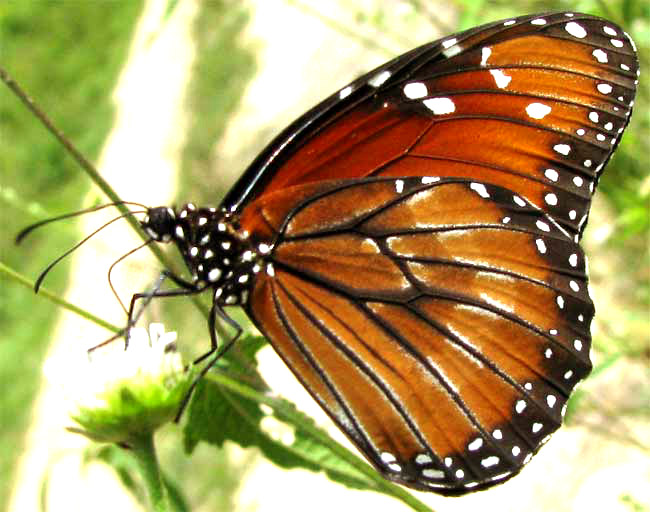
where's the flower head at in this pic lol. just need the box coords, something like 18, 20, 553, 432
47, 323, 192, 444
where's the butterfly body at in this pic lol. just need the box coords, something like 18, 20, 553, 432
136, 11, 637, 495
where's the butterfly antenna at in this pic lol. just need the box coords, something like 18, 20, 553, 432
16, 201, 148, 244
32, 209, 146, 293
107, 239, 154, 314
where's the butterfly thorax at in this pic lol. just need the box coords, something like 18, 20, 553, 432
141, 203, 269, 306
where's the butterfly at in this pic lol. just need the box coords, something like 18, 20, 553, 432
41, 11, 643, 494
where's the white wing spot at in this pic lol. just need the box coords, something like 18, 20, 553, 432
589, 111, 599, 123
566, 22, 587, 38
423, 97, 455, 115
422, 468, 444, 479
598, 83, 613, 95
544, 193, 558, 206
547, 395, 557, 408
515, 400, 527, 413
524, 453, 533, 464
493, 429, 503, 440
570, 280, 580, 292
531, 18, 546, 25
504, 20, 516, 26
512, 446, 521, 456
524, 382, 533, 391
415, 453, 432, 465
490, 69, 512, 89
604, 122, 613, 130
569, 253, 578, 267
513, 195, 526, 207
442, 37, 457, 48
339, 86, 352, 99
502, 216, 511, 224
545, 168, 559, 182
480, 47, 492, 66
175, 225, 184, 239
482, 456, 500, 468
380, 452, 396, 463
444, 457, 453, 467
532, 423, 543, 434
621, 63, 630, 71
574, 176, 584, 186
553, 143, 571, 155
574, 339, 583, 351
468, 438, 483, 451
470, 182, 490, 198
395, 179, 404, 193
536, 220, 551, 232
179, 210, 187, 219
603, 25, 617, 36
592, 48, 608, 63
545, 348, 553, 359
204, 249, 214, 259
526, 102, 552, 119
584, 160, 592, 168
569, 209, 577, 220
564, 370, 574, 379
557, 295, 565, 309
368, 70, 391, 87
421, 176, 440, 184
266, 263, 275, 277
189, 246, 199, 257
455, 469, 465, 479
403, 82, 428, 99
610, 39, 624, 48
576, 128, 585, 136
259, 243, 271, 254
550, 329, 558, 335
535, 238, 547, 254
597, 133, 606, 141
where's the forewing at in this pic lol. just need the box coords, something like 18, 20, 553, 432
223, 12, 638, 240
246, 177, 593, 494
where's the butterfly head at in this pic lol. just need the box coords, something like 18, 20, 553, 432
141, 206, 177, 243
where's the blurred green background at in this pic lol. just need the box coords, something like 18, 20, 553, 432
1, 1, 648, 511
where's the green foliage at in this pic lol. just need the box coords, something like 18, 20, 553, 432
0, 2, 143, 509
183, 336, 374, 491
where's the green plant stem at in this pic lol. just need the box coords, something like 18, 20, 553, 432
129, 432, 169, 512
0, 261, 120, 333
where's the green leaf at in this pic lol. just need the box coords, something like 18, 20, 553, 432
183, 378, 373, 490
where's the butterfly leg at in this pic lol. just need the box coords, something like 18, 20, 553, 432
88, 270, 201, 353
175, 302, 243, 420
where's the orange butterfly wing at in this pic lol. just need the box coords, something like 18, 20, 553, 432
246, 177, 592, 494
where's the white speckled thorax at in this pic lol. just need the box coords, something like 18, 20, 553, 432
141, 203, 270, 306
